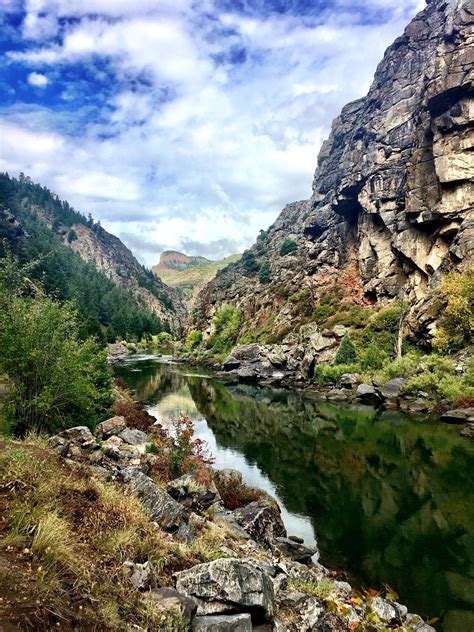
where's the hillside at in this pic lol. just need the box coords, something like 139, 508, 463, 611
0, 173, 186, 336
191, 0, 473, 346
153, 251, 241, 300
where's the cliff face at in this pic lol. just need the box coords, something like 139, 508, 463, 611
191, 0, 473, 342
66, 224, 186, 331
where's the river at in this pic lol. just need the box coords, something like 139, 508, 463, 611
114, 355, 474, 632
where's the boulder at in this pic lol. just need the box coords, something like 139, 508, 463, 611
59, 426, 94, 445
273, 537, 317, 563
119, 428, 149, 445
96, 416, 127, 438
332, 325, 347, 338
339, 373, 360, 388
192, 613, 252, 631
149, 587, 197, 625
377, 378, 408, 399
223, 356, 240, 371
232, 501, 286, 547
441, 407, 474, 424
300, 597, 324, 629
175, 558, 274, 620
370, 596, 400, 623
119, 467, 187, 531
356, 383, 381, 405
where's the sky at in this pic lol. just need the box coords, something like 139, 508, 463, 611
0, 0, 425, 265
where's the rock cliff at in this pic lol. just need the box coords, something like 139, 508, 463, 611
191, 0, 473, 342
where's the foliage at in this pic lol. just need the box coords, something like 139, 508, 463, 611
259, 260, 271, 284
214, 477, 263, 510
0, 173, 170, 342
355, 303, 406, 359
186, 329, 203, 351
279, 238, 298, 256
0, 256, 112, 436
357, 342, 387, 370
206, 305, 241, 356
241, 250, 260, 276
288, 578, 334, 600
314, 363, 360, 386
433, 271, 473, 352
401, 354, 474, 403
112, 392, 155, 433
334, 335, 358, 365
169, 414, 214, 477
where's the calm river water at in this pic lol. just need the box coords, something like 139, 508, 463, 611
114, 355, 474, 632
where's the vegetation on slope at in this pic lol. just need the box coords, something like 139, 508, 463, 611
0, 173, 171, 341
154, 253, 241, 299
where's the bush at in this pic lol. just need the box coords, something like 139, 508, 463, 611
334, 335, 358, 365
433, 271, 473, 351
259, 261, 271, 284
206, 305, 241, 356
313, 363, 359, 386
241, 250, 260, 276
169, 414, 214, 477
0, 256, 112, 435
186, 329, 203, 351
402, 354, 474, 403
279, 239, 298, 256
357, 341, 387, 370
355, 302, 406, 359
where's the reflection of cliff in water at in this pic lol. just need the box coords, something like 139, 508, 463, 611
188, 377, 474, 632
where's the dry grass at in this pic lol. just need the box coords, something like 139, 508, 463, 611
0, 438, 214, 630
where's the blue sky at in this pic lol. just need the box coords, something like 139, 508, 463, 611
0, 0, 424, 264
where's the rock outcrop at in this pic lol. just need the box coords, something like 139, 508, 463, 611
191, 0, 473, 343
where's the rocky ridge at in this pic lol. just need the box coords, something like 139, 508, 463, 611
191, 0, 473, 344
47, 417, 437, 631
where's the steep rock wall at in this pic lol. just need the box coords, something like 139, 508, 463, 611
191, 0, 473, 342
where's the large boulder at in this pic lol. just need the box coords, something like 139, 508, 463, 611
441, 408, 474, 424
377, 378, 408, 399
59, 426, 94, 445
175, 558, 274, 620
272, 537, 317, 563
96, 416, 127, 438
118, 428, 149, 445
232, 501, 286, 547
356, 383, 382, 405
119, 467, 187, 531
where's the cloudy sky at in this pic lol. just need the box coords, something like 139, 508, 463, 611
0, 0, 425, 265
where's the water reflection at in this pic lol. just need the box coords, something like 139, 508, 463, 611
115, 356, 474, 632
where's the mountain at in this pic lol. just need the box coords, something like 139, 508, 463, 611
0, 173, 186, 337
153, 251, 241, 300
191, 0, 473, 344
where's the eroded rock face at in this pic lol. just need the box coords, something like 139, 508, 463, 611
175, 558, 274, 620
191, 0, 473, 344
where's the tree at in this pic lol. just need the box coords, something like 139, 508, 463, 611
334, 335, 358, 365
433, 270, 473, 351
186, 329, 203, 351
259, 261, 271, 284
0, 255, 112, 435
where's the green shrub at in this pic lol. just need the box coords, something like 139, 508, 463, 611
402, 354, 474, 403
185, 329, 203, 351
355, 302, 406, 359
314, 363, 359, 386
259, 261, 271, 284
279, 239, 298, 256
241, 250, 260, 276
377, 351, 422, 382
433, 271, 473, 352
334, 336, 358, 365
0, 256, 112, 436
206, 305, 241, 355
357, 341, 387, 370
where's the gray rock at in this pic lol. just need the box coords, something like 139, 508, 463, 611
119, 467, 187, 531
214, 468, 243, 490
59, 426, 94, 445
339, 373, 360, 388
370, 596, 399, 623
233, 501, 286, 547
192, 613, 252, 631
441, 407, 474, 424
301, 596, 324, 629
175, 558, 274, 619
167, 472, 220, 510
273, 537, 317, 562
119, 428, 149, 445
96, 416, 127, 438
377, 377, 408, 399
149, 587, 197, 625
277, 590, 308, 607
356, 383, 381, 404
122, 560, 156, 590
223, 356, 240, 370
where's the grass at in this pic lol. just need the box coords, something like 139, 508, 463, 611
0, 438, 235, 630
288, 577, 334, 600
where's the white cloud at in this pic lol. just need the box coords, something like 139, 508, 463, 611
27, 71, 49, 87
1, 0, 426, 264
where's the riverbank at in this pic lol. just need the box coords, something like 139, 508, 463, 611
0, 398, 439, 631
173, 338, 474, 439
